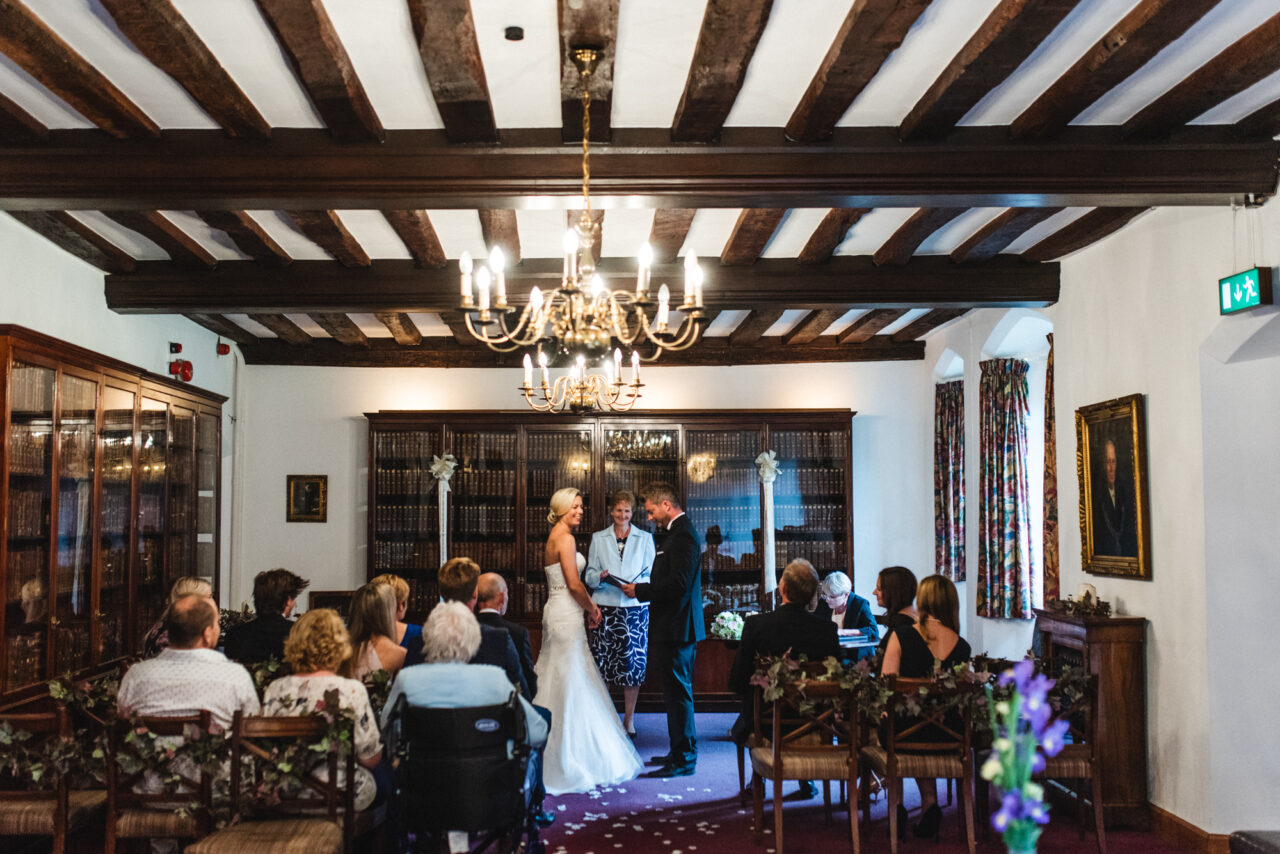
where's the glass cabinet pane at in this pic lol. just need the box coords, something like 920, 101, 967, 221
135, 398, 168, 648
372, 430, 441, 616
525, 428, 593, 618
167, 407, 196, 588
449, 429, 517, 605
687, 429, 763, 622
5, 362, 54, 691
54, 373, 97, 675
99, 385, 134, 663
603, 428, 679, 534
770, 428, 849, 577
195, 413, 218, 584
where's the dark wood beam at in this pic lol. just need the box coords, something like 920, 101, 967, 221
309, 312, 368, 347
383, 210, 447, 268
438, 312, 477, 346
186, 312, 256, 345
559, 1, 619, 143
253, 0, 383, 143
569, 209, 604, 265
0, 92, 48, 142
104, 211, 217, 269
286, 210, 370, 267
786, 0, 930, 142
196, 211, 291, 265
9, 210, 135, 273
838, 309, 906, 344
1010, 0, 1218, 140
950, 207, 1062, 263
781, 310, 841, 346
728, 308, 785, 345
798, 208, 870, 264
238, 334, 924, 368
3, 127, 1275, 210
99, 0, 271, 139
648, 209, 696, 262
0, 0, 159, 139
1021, 207, 1149, 262
721, 209, 785, 265
1235, 99, 1280, 139
105, 256, 1060, 314
891, 309, 968, 342
1124, 13, 1280, 139
671, 0, 774, 142
479, 210, 521, 264
375, 312, 422, 346
250, 313, 312, 345
900, 0, 1078, 141
873, 208, 967, 265
406, 0, 496, 144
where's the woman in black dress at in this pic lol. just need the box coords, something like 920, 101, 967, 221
881, 573, 971, 839
873, 565, 918, 660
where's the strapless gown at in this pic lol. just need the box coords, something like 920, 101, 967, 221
533, 554, 643, 794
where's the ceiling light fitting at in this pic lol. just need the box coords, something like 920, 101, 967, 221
457, 46, 707, 413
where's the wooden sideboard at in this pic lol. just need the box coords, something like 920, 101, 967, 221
1033, 608, 1148, 829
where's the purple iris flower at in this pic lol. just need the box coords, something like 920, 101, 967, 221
1030, 751, 1046, 774
1040, 718, 1071, 757
992, 790, 1024, 831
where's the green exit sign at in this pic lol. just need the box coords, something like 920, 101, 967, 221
1219, 267, 1273, 315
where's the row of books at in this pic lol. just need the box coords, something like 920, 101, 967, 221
686, 465, 762, 499
527, 433, 591, 459
688, 431, 760, 458
374, 466, 440, 496
371, 540, 439, 571
7, 489, 47, 538
772, 431, 848, 460
453, 468, 518, 496
374, 432, 440, 464
373, 504, 438, 535
9, 365, 54, 413
5, 546, 45, 598
7, 426, 50, 475
527, 467, 589, 499
454, 432, 517, 461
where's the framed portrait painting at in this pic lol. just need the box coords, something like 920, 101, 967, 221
1075, 394, 1151, 579
286, 474, 328, 523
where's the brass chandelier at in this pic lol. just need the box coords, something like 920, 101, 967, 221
457, 46, 707, 413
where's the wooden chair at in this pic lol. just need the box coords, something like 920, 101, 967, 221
857, 676, 979, 854
104, 710, 215, 854
0, 704, 106, 854
187, 712, 358, 854
1034, 675, 1105, 854
748, 675, 858, 854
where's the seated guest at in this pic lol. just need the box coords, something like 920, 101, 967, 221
118, 594, 260, 730
812, 570, 879, 656
873, 565, 918, 659
142, 576, 213, 658
370, 572, 422, 651
881, 573, 971, 841
475, 572, 537, 698
263, 608, 389, 810
343, 582, 406, 680
223, 568, 309, 666
727, 558, 840, 798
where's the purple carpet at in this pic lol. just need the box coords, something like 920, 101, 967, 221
539, 713, 1193, 854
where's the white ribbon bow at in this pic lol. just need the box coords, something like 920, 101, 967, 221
431, 454, 457, 565
756, 449, 779, 593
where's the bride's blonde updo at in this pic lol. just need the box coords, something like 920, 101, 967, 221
547, 487, 581, 525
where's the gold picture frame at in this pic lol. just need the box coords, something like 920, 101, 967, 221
286, 475, 328, 523
1075, 394, 1151, 579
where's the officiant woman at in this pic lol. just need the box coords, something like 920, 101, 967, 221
586, 489, 656, 738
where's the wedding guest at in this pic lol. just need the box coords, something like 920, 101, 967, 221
873, 565, 918, 659
343, 582, 406, 679
475, 572, 537, 697
370, 572, 423, 651
223, 568, 309, 666
813, 570, 879, 658
263, 609, 389, 810
142, 576, 213, 658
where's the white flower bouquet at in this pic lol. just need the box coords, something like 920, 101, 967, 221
710, 610, 746, 640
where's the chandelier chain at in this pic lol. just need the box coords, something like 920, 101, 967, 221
581, 81, 591, 216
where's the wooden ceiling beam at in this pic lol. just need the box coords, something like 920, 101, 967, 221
648, 209, 696, 262
720, 209, 785, 265
405, 0, 496, 144
375, 312, 422, 346
950, 207, 1062, 263
99, 0, 271, 139
9, 210, 135, 273
1124, 13, 1280, 139
727, 309, 785, 346
0, 92, 48, 143
383, 210, 447, 268
1011, 0, 1218, 140
891, 309, 968, 342
781, 310, 841, 346
308, 312, 368, 347
900, 0, 1078, 141
479, 210, 521, 264
196, 211, 291, 265
186, 313, 257, 345
0, 0, 159, 138
671, 0, 774, 142
286, 210, 370, 267
559, 1, 620, 143
786, 0, 930, 142
838, 309, 906, 344
1235, 99, 1280, 139
250, 313, 312, 345
1020, 207, 1149, 262
873, 208, 967, 265
104, 211, 218, 269
798, 208, 870, 264
237, 334, 925, 368
439, 312, 479, 346
252, 0, 383, 143
4, 128, 1274, 210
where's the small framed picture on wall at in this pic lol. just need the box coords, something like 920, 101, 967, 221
287, 475, 328, 523
1075, 394, 1151, 579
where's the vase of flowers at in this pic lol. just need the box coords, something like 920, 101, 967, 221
710, 610, 746, 640
980, 659, 1070, 854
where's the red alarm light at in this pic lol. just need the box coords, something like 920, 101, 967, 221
216, 341, 231, 356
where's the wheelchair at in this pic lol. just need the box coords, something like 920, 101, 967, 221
388, 691, 545, 854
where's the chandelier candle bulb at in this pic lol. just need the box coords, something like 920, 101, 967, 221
613, 348, 623, 384
692, 263, 705, 308
489, 246, 507, 308
564, 229, 579, 283
539, 351, 550, 387
459, 251, 474, 306
476, 266, 491, 312
637, 243, 653, 297
605, 357, 615, 385
683, 254, 698, 307
657, 285, 671, 330
523, 353, 533, 389
631, 350, 641, 384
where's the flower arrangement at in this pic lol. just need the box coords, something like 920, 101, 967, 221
710, 610, 746, 640
980, 660, 1071, 853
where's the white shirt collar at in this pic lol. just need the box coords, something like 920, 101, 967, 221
478, 608, 501, 615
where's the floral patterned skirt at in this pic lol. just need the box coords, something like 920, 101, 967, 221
587, 604, 649, 687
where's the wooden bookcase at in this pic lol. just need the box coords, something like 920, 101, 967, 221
0, 326, 224, 706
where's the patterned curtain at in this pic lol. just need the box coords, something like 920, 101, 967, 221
934, 380, 965, 580
1043, 334, 1059, 602
977, 359, 1034, 619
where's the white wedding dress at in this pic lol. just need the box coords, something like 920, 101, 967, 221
533, 553, 643, 794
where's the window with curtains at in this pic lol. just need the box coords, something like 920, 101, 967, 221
977, 358, 1035, 619
934, 380, 965, 580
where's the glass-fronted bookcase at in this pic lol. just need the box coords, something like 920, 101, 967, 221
0, 326, 224, 704
365, 410, 853, 627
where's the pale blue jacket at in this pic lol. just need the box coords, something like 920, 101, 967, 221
585, 524, 656, 608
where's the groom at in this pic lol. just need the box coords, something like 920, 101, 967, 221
621, 482, 704, 778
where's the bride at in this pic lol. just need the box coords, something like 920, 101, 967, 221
533, 487, 643, 794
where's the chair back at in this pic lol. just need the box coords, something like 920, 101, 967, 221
391, 691, 531, 834
0, 705, 73, 844
105, 710, 215, 834
882, 676, 979, 760
753, 664, 857, 783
